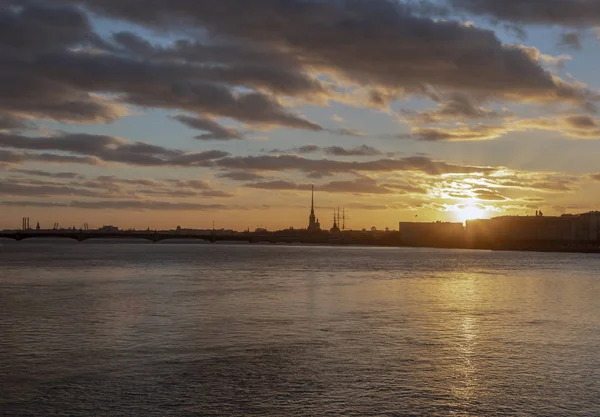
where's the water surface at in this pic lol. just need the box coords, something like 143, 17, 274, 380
1, 244, 599, 416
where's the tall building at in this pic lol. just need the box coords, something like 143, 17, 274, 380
308, 186, 321, 231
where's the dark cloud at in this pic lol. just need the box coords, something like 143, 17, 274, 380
1, 0, 594, 138
0, 3, 126, 124
124, 81, 322, 130
217, 154, 493, 176
0, 2, 325, 130
0, 181, 108, 198
110, 31, 327, 97
448, 0, 600, 26
9, 169, 81, 179
64, 0, 592, 104
246, 177, 395, 195
0, 1, 93, 52
296, 145, 320, 154
0, 148, 103, 165
246, 180, 308, 191
473, 189, 507, 201
217, 171, 266, 182
0, 199, 232, 211
171, 114, 243, 140
329, 128, 366, 137
0, 115, 33, 131
323, 145, 383, 157
70, 200, 231, 211
558, 32, 583, 49
0, 132, 229, 166
135, 188, 234, 198
284, 145, 384, 157
402, 93, 512, 124
564, 115, 598, 129
165, 179, 211, 190
0, 173, 236, 203
0, 74, 126, 124
410, 115, 600, 142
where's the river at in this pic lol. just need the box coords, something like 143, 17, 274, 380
1, 243, 599, 416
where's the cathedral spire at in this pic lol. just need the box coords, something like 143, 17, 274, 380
308, 185, 320, 231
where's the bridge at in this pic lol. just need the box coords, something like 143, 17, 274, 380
2, 231, 598, 253
0, 230, 340, 244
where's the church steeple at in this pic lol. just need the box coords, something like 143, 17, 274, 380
330, 208, 340, 233
308, 186, 320, 231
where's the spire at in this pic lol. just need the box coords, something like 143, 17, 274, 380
308, 185, 319, 231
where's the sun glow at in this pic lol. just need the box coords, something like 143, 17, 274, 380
455, 205, 486, 224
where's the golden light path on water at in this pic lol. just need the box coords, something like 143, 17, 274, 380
2, 244, 600, 416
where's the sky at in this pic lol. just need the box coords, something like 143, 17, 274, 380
2, 0, 600, 231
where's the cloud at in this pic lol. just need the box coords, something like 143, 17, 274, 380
408, 114, 600, 142
110, 31, 327, 97
381, 182, 429, 194
165, 179, 212, 190
246, 180, 309, 191
60, 0, 593, 105
0, 2, 326, 130
323, 145, 383, 157
171, 114, 243, 140
0, 2, 128, 124
217, 154, 493, 176
588, 173, 600, 181
401, 93, 512, 124
0, 148, 103, 165
448, 0, 600, 26
8, 169, 81, 179
0, 181, 109, 198
0, 199, 232, 211
217, 171, 266, 181
0, 2, 95, 52
558, 31, 583, 49
483, 171, 581, 193
0, 172, 236, 203
0, 132, 230, 166
282, 144, 384, 157
0, 114, 33, 131
71, 200, 231, 211
296, 145, 320, 154
411, 124, 509, 141
346, 202, 417, 211
246, 177, 398, 195
329, 128, 366, 137
318, 178, 394, 195
472, 189, 507, 201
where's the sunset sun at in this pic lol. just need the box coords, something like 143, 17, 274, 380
455, 205, 486, 224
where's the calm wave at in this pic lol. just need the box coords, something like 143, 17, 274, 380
1, 244, 600, 416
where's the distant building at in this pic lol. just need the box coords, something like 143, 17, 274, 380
466, 211, 600, 245
98, 225, 119, 232
330, 213, 340, 233
399, 221, 465, 246
307, 186, 321, 232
